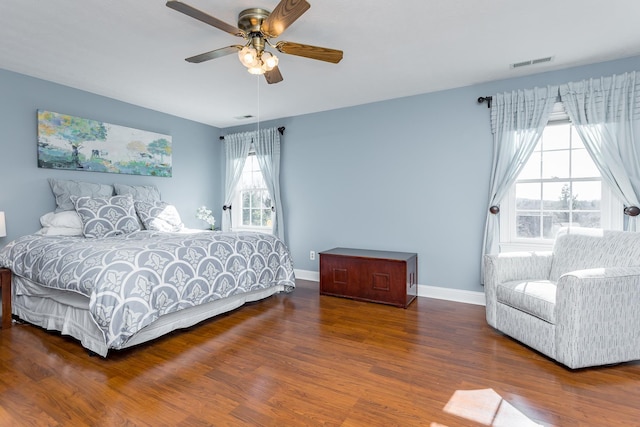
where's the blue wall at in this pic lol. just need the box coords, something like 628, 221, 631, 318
226, 55, 640, 293
3, 55, 640, 293
0, 69, 223, 241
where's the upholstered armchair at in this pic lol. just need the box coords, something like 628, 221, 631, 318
484, 227, 640, 369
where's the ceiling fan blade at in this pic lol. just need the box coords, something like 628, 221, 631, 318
185, 45, 242, 63
166, 1, 244, 37
261, 0, 310, 38
265, 66, 284, 84
275, 41, 343, 64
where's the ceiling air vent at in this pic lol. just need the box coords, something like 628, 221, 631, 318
234, 115, 254, 120
510, 56, 554, 69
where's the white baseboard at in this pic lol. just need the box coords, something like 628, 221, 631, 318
293, 269, 486, 306
417, 284, 485, 306
294, 269, 320, 282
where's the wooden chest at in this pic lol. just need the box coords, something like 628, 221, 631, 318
319, 248, 418, 308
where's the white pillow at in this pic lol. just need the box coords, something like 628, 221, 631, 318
37, 226, 83, 236
134, 200, 184, 232
40, 211, 83, 229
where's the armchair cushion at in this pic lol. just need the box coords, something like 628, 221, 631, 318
496, 280, 557, 324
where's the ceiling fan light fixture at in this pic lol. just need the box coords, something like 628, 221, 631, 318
238, 46, 259, 67
262, 51, 279, 70
247, 64, 265, 75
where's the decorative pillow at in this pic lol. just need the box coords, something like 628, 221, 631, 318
134, 200, 184, 232
40, 210, 83, 229
114, 183, 161, 203
74, 194, 141, 238
49, 178, 114, 212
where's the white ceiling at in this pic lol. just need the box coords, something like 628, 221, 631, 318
2, 0, 640, 128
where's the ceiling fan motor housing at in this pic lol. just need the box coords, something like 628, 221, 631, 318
238, 8, 270, 33
238, 8, 271, 54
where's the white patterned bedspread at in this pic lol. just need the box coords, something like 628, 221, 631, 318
0, 231, 295, 349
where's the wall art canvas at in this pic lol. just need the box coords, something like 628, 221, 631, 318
37, 110, 172, 177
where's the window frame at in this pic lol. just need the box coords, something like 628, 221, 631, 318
499, 103, 623, 252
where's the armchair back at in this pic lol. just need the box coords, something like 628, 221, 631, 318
549, 227, 640, 282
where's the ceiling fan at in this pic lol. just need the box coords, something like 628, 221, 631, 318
166, 0, 343, 84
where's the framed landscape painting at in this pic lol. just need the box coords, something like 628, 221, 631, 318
37, 110, 172, 177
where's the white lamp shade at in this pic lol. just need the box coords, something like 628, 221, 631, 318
0, 212, 5, 237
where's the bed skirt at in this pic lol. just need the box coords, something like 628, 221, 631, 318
12, 275, 286, 357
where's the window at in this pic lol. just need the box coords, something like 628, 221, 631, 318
500, 104, 622, 251
231, 153, 273, 233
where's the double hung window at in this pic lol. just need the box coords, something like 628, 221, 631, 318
231, 152, 273, 233
500, 104, 622, 251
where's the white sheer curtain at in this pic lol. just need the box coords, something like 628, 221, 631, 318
254, 127, 285, 241
222, 132, 252, 232
559, 72, 640, 230
481, 86, 558, 278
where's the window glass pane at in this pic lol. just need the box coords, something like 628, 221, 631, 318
543, 124, 571, 150
515, 182, 541, 209
516, 213, 541, 238
572, 181, 601, 210
242, 208, 250, 225
544, 214, 563, 238
240, 171, 251, 187
542, 150, 570, 179
551, 211, 570, 229
571, 149, 599, 178
261, 192, 271, 209
251, 208, 261, 226
571, 127, 585, 149
542, 181, 570, 210
242, 192, 250, 207
261, 209, 271, 226
573, 211, 601, 228
250, 191, 260, 207
518, 152, 541, 180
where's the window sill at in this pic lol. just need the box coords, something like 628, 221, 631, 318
231, 227, 273, 234
499, 241, 554, 253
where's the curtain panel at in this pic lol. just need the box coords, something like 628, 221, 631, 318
222, 132, 252, 232
481, 86, 558, 280
559, 71, 640, 230
254, 127, 286, 241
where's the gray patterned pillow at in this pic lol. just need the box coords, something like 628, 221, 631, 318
114, 183, 161, 203
74, 194, 141, 238
49, 178, 114, 212
134, 200, 184, 232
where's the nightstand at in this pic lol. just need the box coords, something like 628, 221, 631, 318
0, 268, 11, 328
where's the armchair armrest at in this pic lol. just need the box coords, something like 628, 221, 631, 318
484, 251, 554, 284
555, 267, 640, 369
483, 251, 553, 327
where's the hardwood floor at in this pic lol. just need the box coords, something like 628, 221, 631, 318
1, 279, 639, 426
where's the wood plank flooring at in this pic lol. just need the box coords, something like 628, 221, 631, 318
1, 279, 639, 426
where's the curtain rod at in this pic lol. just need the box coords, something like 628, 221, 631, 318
477, 96, 492, 108
219, 126, 285, 140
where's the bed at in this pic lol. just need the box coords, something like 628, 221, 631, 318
0, 229, 295, 356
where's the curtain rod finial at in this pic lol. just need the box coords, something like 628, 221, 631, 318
478, 96, 492, 108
